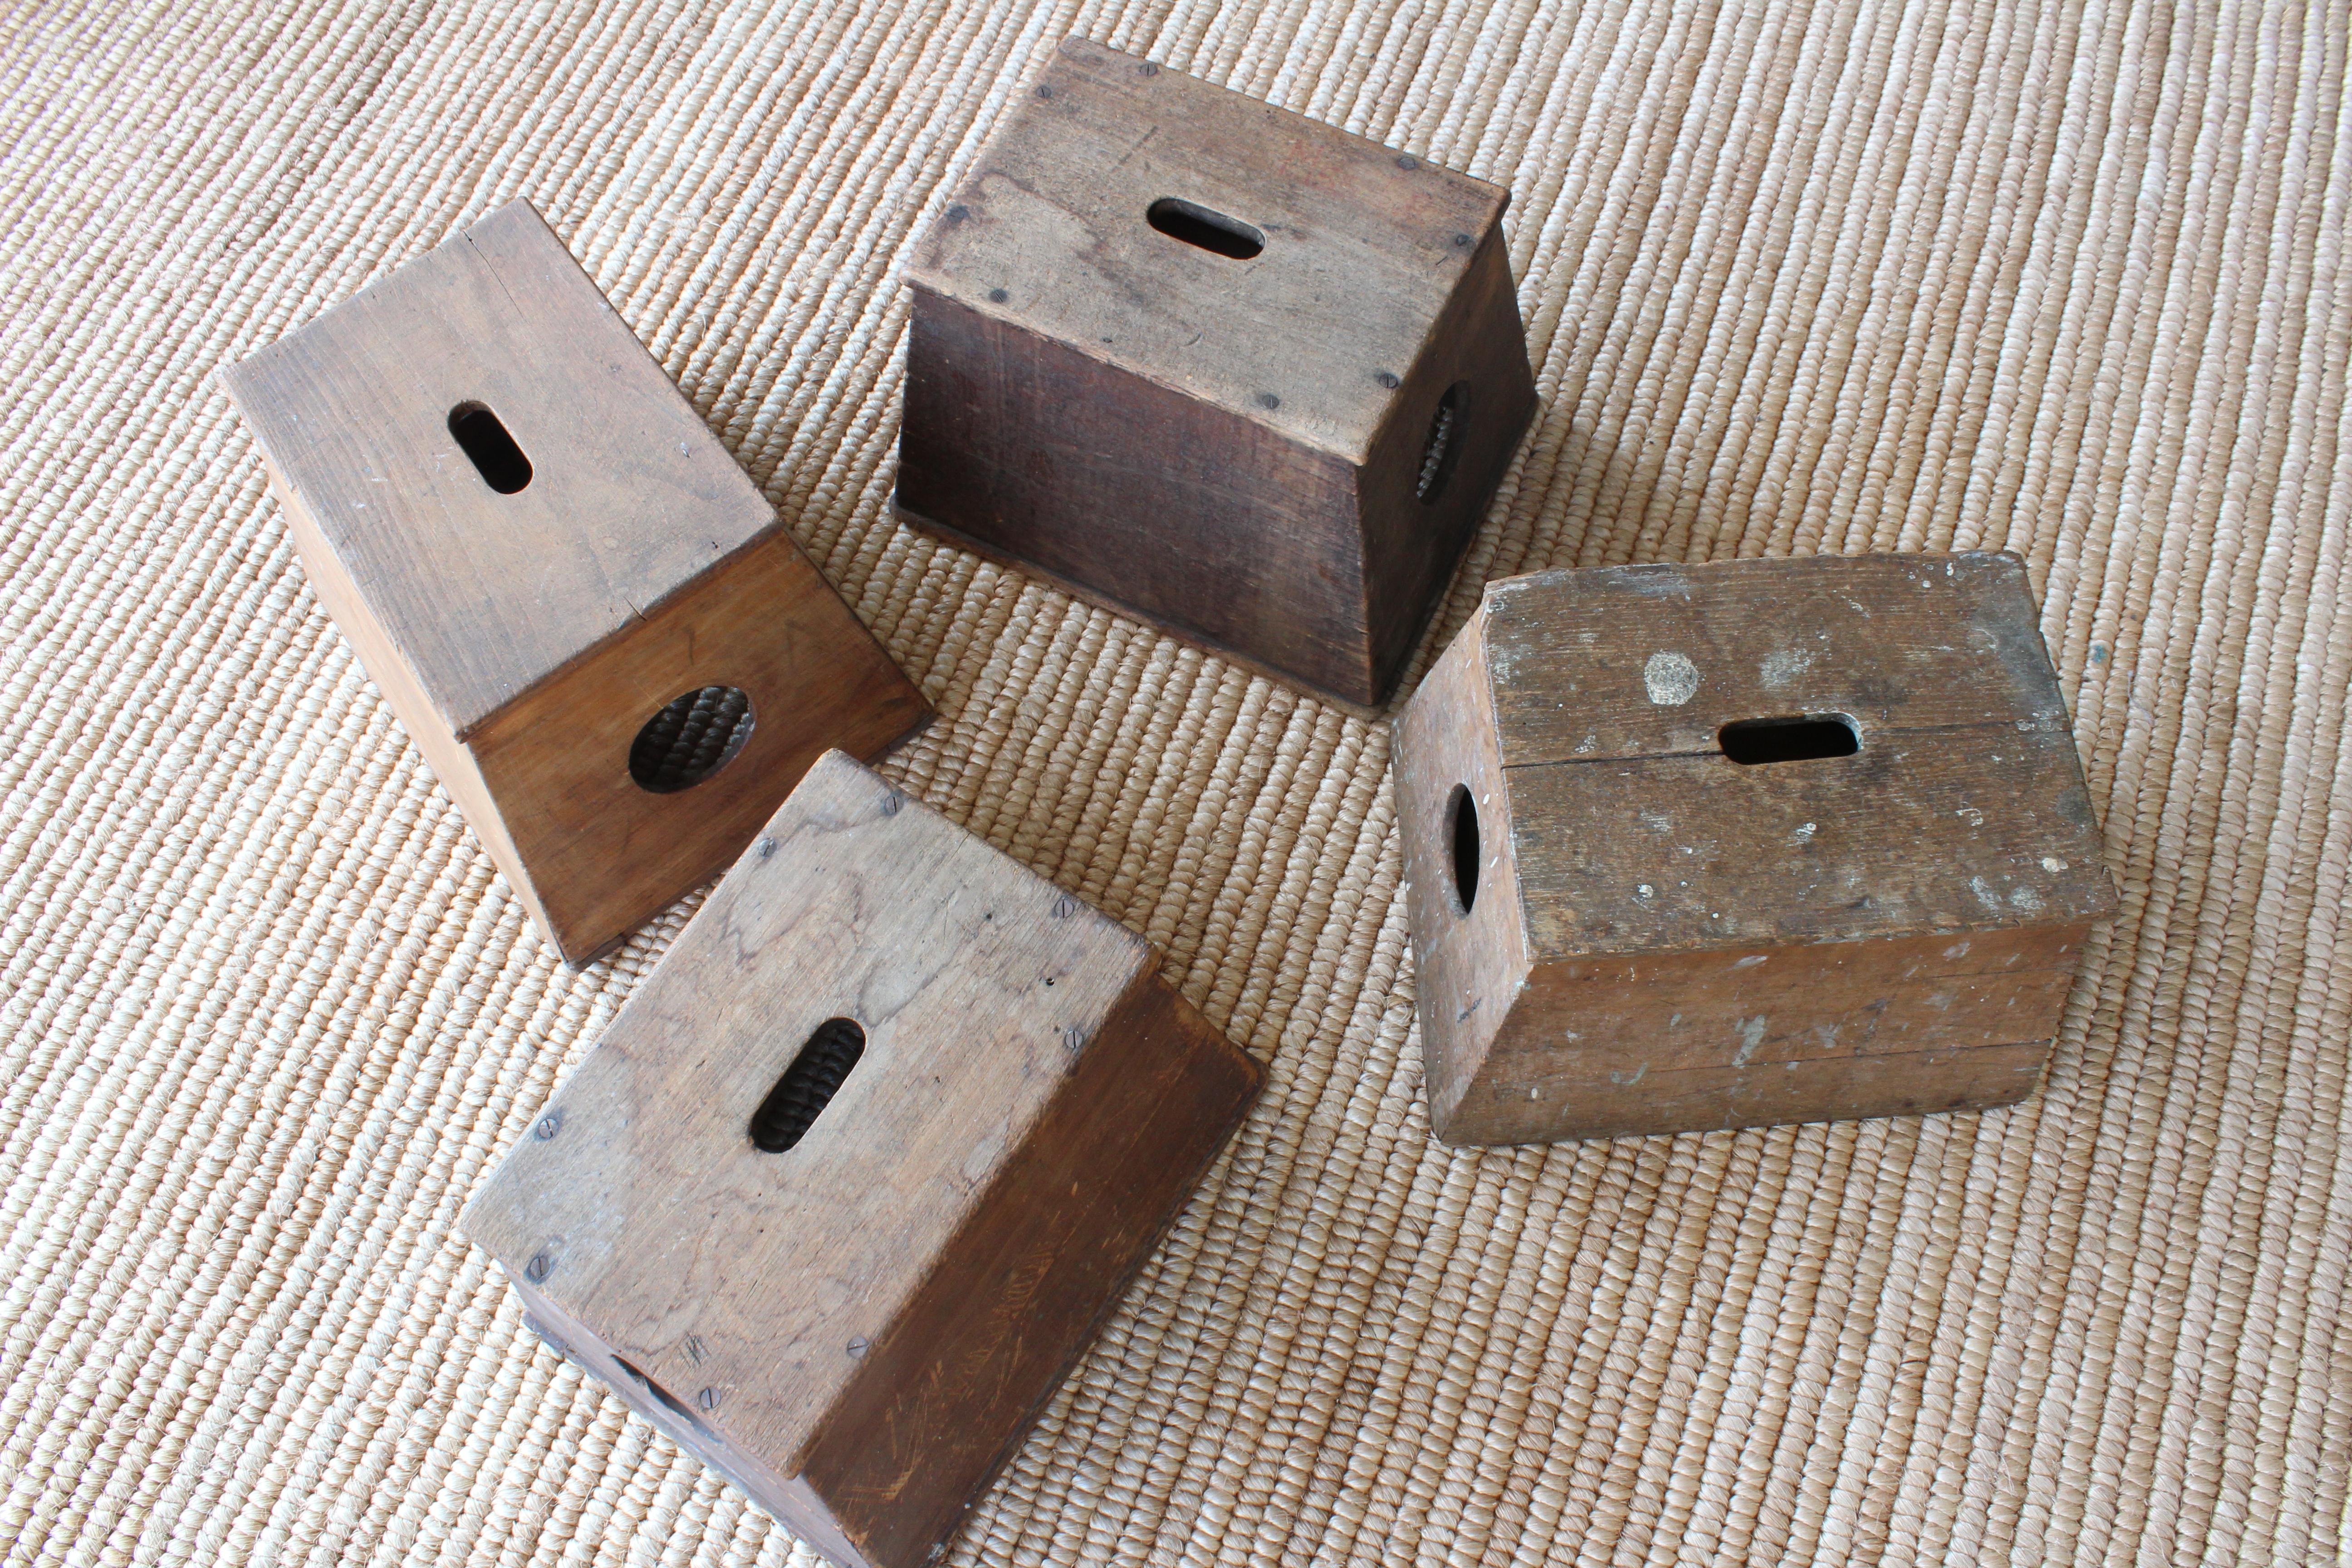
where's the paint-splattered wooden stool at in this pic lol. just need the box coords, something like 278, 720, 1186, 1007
1392, 551, 2117, 1144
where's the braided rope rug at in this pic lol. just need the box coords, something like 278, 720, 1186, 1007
4, 0, 2347, 1563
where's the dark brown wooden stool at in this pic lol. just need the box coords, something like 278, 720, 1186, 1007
222, 201, 928, 964
462, 750, 1262, 1568
898, 36, 1537, 710
1393, 551, 2117, 1144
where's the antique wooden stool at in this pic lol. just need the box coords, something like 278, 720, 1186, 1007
462, 750, 1262, 1568
898, 36, 1537, 710
222, 201, 928, 964
1393, 551, 2117, 1144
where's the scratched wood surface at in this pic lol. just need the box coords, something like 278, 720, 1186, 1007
462, 751, 1261, 1568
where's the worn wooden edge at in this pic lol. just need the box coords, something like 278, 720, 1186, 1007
893, 498, 1394, 717
1428, 1038, 2054, 1147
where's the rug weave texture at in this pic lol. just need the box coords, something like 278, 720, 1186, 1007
3, 0, 2348, 1564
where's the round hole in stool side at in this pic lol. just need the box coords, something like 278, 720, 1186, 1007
1447, 784, 1480, 915
630, 686, 755, 794
1416, 382, 1470, 505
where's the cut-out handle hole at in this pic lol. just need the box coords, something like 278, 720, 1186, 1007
1719, 714, 1861, 765
750, 1017, 867, 1153
1447, 784, 1480, 915
630, 686, 755, 793
447, 402, 533, 493
1147, 197, 1264, 260
1416, 382, 1469, 504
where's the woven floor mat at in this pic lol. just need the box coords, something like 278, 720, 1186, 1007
2, 0, 2347, 1563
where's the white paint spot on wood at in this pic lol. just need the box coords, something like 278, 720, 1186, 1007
1792, 822, 1817, 843
1957, 806, 1986, 827
2009, 886, 2045, 911
1644, 651, 1700, 706
1760, 647, 1816, 689
1968, 877, 2003, 912
2041, 856, 2069, 872
1732, 1016, 1768, 1065
1944, 941, 1972, 958
1733, 955, 1767, 969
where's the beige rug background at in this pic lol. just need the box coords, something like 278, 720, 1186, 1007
3, 0, 2347, 1562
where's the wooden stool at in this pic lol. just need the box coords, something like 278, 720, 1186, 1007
1393, 552, 2117, 1144
222, 201, 928, 964
462, 750, 1262, 1568
897, 36, 1537, 711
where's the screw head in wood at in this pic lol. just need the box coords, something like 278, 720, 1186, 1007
533, 1109, 563, 1140
1377, 371, 1401, 389
757, 837, 777, 858
1051, 894, 1078, 919
989, 288, 1009, 303
526, 1252, 553, 1282
1397, 153, 1419, 170
882, 790, 903, 817
1063, 1027, 1086, 1054
847, 1336, 870, 1359
697, 1387, 720, 1413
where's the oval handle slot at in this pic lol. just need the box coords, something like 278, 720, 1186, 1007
750, 1017, 867, 1152
1147, 197, 1265, 260
446, 401, 533, 493
1718, 714, 1861, 765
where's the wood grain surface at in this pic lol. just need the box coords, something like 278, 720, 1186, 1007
462, 751, 1261, 1568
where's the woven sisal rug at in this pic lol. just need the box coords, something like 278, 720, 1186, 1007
3, 0, 2346, 1563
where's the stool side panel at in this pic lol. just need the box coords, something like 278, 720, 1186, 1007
907, 36, 1507, 457
802, 974, 1261, 1568
1355, 235, 1539, 698
1392, 613, 1529, 1132
268, 471, 558, 938
466, 533, 930, 963
899, 289, 1373, 702
1483, 551, 2075, 767
1437, 1039, 2051, 1145
1509, 730, 2114, 958
221, 200, 774, 735
460, 751, 1161, 1468
1436, 925, 2087, 1144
